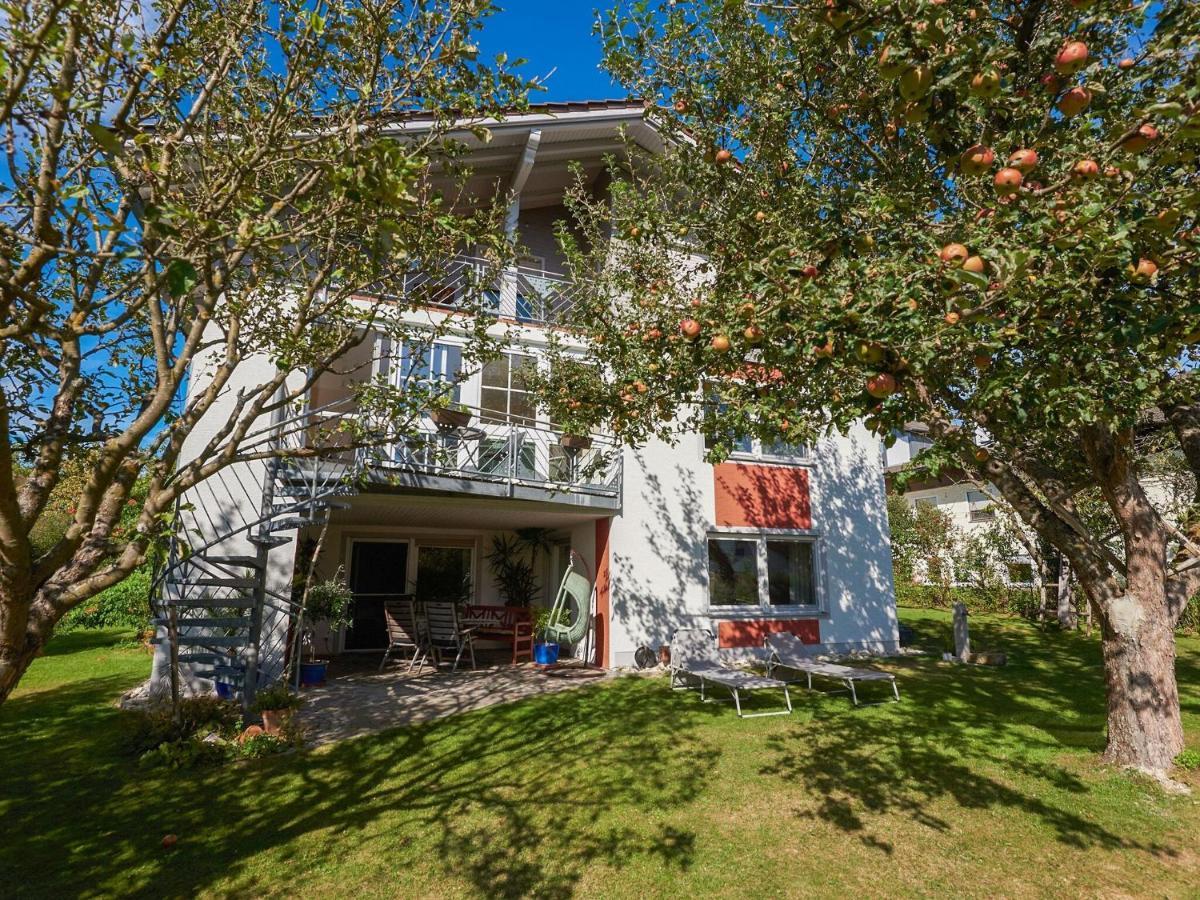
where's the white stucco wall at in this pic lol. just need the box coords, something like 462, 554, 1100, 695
606, 422, 900, 665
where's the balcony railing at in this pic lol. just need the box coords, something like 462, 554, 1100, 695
295, 400, 622, 507
383, 255, 587, 327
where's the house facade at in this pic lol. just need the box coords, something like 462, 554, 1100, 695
150, 102, 899, 697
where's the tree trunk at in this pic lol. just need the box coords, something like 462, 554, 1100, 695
1099, 594, 1184, 774
1057, 559, 1077, 629
0, 634, 45, 704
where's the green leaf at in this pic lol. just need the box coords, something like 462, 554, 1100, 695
85, 122, 124, 157
164, 259, 198, 298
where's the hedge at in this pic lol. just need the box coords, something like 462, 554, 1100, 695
56, 566, 152, 634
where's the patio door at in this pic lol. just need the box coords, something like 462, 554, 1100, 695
415, 544, 474, 605
346, 540, 410, 650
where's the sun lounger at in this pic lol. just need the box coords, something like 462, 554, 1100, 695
670, 629, 792, 718
764, 632, 899, 706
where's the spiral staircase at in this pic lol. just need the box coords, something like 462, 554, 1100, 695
148, 401, 362, 709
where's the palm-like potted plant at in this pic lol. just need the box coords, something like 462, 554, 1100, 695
298, 569, 354, 686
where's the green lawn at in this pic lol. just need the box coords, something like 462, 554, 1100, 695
2, 612, 1198, 899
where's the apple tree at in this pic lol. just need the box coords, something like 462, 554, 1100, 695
548, 0, 1200, 777
0, 0, 532, 703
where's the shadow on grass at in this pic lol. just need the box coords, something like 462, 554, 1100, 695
1, 671, 722, 899
759, 612, 1191, 859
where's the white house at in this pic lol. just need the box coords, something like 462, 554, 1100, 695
150, 102, 899, 699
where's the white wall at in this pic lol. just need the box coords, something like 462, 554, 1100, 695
607, 423, 900, 665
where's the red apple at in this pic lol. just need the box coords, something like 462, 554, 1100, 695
1007, 148, 1038, 173
674, 99, 688, 113
959, 144, 995, 176
801, 264, 819, 279
1057, 86, 1091, 117
715, 148, 733, 165
940, 242, 970, 266
1128, 257, 1158, 284
1120, 123, 1160, 154
866, 373, 897, 399
1071, 158, 1100, 179
680, 318, 702, 340
1055, 41, 1089, 76
1039, 71, 1062, 93
944, 311, 961, 325
963, 255, 986, 274
813, 338, 835, 358
711, 334, 732, 352
744, 325, 765, 344
162, 834, 178, 850
993, 167, 1023, 196
974, 447, 990, 463
1118, 57, 1135, 70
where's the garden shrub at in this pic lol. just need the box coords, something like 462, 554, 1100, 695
1175, 749, 1200, 772
124, 695, 242, 755
57, 566, 151, 634
895, 581, 1041, 619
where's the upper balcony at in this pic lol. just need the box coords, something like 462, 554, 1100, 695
288, 398, 622, 511
363, 254, 587, 329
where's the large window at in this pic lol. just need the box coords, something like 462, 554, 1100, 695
703, 399, 810, 461
481, 352, 536, 424
707, 534, 819, 611
398, 341, 463, 401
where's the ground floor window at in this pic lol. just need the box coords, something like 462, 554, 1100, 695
415, 544, 474, 604
707, 534, 819, 612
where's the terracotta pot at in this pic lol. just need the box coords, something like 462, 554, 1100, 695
658, 645, 671, 666
260, 708, 287, 736
429, 407, 471, 429
559, 433, 592, 451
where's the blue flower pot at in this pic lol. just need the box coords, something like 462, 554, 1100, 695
300, 661, 328, 686
214, 681, 234, 700
533, 642, 560, 666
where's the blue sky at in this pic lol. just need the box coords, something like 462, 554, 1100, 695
478, 1, 622, 101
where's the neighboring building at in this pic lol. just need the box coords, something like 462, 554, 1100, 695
149, 102, 899, 699
884, 424, 1037, 586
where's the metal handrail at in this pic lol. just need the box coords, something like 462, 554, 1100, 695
358, 254, 587, 327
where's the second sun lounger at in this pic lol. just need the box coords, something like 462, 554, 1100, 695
765, 632, 900, 706
670, 629, 792, 718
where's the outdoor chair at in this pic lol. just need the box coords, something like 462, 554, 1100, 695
379, 596, 427, 673
423, 601, 477, 672
764, 632, 900, 706
669, 628, 792, 718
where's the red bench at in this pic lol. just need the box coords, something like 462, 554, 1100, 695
460, 605, 534, 664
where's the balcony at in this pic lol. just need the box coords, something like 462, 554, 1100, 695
373, 255, 587, 328
290, 400, 622, 510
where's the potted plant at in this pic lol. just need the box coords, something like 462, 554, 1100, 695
299, 569, 354, 686
558, 432, 592, 451
531, 607, 566, 667
429, 400, 472, 430
251, 683, 302, 736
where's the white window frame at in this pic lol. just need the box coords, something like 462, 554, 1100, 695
705, 528, 825, 616
966, 489, 996, 522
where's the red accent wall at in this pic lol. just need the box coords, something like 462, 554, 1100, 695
717, 618, 820, 649
594, 518, 611, 668
713, 463, 812, 529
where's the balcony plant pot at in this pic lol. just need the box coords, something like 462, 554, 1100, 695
430, 407, 471, 429
559, 433, 592, 451
533, 641, 560, 666
299, 660, 328, 687
214, 680, 235, 701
